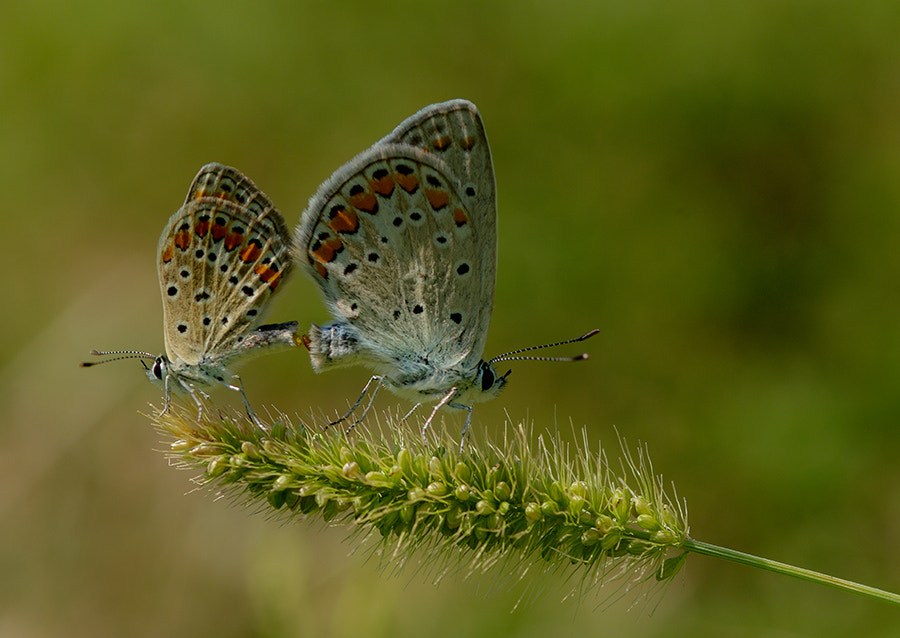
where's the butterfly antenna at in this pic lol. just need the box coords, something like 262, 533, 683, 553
488, 329, 599, 364
79, 350, 157, 368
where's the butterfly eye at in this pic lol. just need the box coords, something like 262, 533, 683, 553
151, 358, 165, 380
480, 365, 495, 392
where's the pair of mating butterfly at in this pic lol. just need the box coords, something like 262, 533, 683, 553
84, 99, 597, 442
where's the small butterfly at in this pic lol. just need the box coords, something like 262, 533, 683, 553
82, 163, 299, 424
294, 100, 597, 445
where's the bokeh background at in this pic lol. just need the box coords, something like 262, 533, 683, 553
3, 1, 900, 636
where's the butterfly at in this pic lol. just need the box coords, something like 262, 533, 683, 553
82, 163, 299, 424
295, 99, 597, 444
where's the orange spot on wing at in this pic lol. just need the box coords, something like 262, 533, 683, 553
300, 334, 312, 350
194, 219, 210, 237
460, 136, 477, 151
255, 264, 282, 289
311, 237, 343, 263
328, 206, 359, 233
349, 190, 377, 212
240, 241, 263, 263
432, 135, 451, 151
174, 230, 191, 250
395, 173, 419, 193
315, 262, 328, 279
453, 209, 469, 227
371, 174, 395, 196
162, 244, 174, 262
211, 220, 227, 241
424, 188, 449, 210
225, 231, 244, 251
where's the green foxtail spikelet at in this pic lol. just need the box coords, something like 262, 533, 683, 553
152, 402, 688, 594
151, 402, 900, 606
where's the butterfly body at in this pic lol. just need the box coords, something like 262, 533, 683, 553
305, 321, 504, 406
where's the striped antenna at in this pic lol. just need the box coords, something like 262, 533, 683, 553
488, 329, 599, 364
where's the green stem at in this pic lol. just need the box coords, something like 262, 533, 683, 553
682, 538, 900, 606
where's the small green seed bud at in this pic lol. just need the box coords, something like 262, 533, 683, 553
365, 471, 391, 487
541, 500, 559, 516
445, 507, 462, 530
170, 439, 191, 452
427, 482, 449, 497
272, 474, 293, 490
342, 461, 361, 479
595, 514, 615, 533
240, 441, 261, 459
568, 493, 585, 515
397, 448, 414, 477
581, 528, 601, 546
207, 456, 228, 478
653, 529, 676, 544
612, 488, 630, 521
569, 481, 587, 499
637, 514, 659, 531
192, 443, 220, 456
475, 499, 495, 515
600, 531, 622, 551
633, 496, 652, 517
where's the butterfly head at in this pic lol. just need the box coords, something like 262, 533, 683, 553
475, 359, 511, 399
143, 355, 171, 387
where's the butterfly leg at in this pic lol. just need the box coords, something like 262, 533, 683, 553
399, 403, 422, 423
221, 374, 264, 430
161, 373, 173, 415
187, 385, 205, 422
330, 375, 383, 430
422, 387, 458, 440
236, 378, 264, 429
448, 402, 475, 452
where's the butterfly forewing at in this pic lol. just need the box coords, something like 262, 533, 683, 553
298, 144, 488, 370
157, 164, 293, 368
381, 100, 494, 205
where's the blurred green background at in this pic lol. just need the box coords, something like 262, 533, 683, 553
3, 0, 900, 635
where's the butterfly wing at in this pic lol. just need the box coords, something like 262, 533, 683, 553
157, 163, 293, 369
296, 142, 492, 377
378, 100, 497, 365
